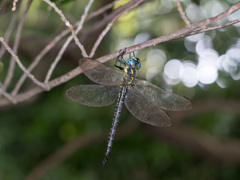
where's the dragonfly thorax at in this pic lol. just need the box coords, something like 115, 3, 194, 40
123, 65, 137, 86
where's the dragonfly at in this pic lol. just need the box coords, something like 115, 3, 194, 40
66, 49, 192, 166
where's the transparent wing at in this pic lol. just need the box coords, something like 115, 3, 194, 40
134, 80, 192, 111
66, 85, 119, 107
79, 58, 123, 86
125, 87, 171, 127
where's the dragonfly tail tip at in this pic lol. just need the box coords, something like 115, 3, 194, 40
102, 156, 109, 166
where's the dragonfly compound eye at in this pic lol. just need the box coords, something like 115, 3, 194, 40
127, 58, 141, 70
135, 57, 141, 70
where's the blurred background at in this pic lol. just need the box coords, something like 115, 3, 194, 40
1, 0, 240, 179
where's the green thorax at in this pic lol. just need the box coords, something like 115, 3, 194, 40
122, 65, 137, 86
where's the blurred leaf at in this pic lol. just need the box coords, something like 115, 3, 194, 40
114, 0, 131, 9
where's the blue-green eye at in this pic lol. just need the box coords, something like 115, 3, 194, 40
126, 58, 141, 70
136, 61, 141, 70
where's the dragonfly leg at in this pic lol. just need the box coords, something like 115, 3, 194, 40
115, 48, 127, 70
132, 51, 135, 57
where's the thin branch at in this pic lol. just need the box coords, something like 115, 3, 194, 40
104, 1, 240, 56
11, 28, 71, 95
25, 119, 139, 180
79, 0, 150, 45
0, 87, 16, 104
86, 1, 117, 21
3, 0, 33, 91
0, 15, 17, 59
89, 0, 144, 58
42, 0, 88, 57
175, 0, 191, 27
44, 0, 94, 84
12, 0, 121, 95
190, 18, 240, 35
0, 38, 46, 90
0, 67, 81, 106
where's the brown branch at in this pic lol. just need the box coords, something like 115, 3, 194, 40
95, 2, 240, 63
11, 28, 71, 95
44, 0, 94, 83
25, 118, 139, 180
0, 67, 81, 107
175, 0, 191, 27
79, 0, 151, 47
3, 0, 33, 90
85, 1, 117, 21
0, 14, 18, 98
11, 0, 125, 95
42, 0, 88, 57
0, 0, 149, 106
0, 15, 17, 59
0, 87, 16, 104
0, 38, 47, 90
89, 0, 144, 58
190, 18, 240, 35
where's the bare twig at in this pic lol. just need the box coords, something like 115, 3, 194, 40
190, 18, 240, 35
175, 0, 191, 27
79, 0, 149, 45
106, 1, 240, 56
0, 67, 81, 106
41, 0, 88, 57
3, 0, 33, 91
86, 1, 117, 20
89, 0, 144, 58
44, 0, 94, 84
0, 87, 16, 104
11, 28, 71, 95
0, 15, 17, 59
0, 38, 46, 90
12, 0, 124, 95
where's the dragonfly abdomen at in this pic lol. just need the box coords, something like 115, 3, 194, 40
103, 85, 127, 166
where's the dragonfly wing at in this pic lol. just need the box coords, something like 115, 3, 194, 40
134, 80, 192, 111
125, 87, 171, 127
79, 58, 123, 86
66, 85, 119, 107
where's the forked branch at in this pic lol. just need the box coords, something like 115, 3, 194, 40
0, 1, 240, 108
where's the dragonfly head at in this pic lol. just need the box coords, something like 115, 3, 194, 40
126, 57, 141, 70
